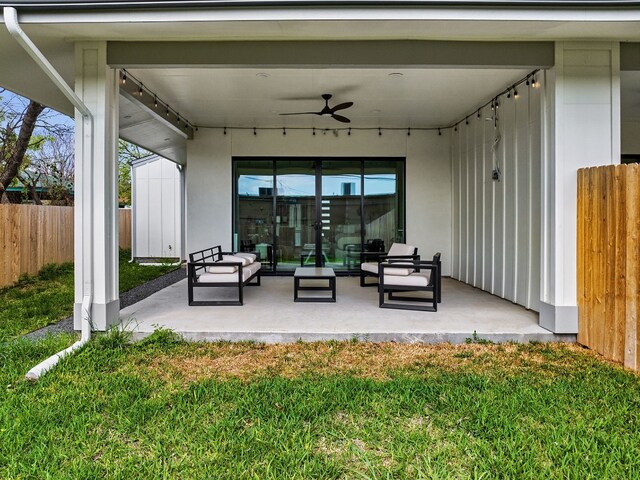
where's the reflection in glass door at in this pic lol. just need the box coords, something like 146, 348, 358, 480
274, 160, 317, 273
233, 158, 405, 274
321, 160, 362, 272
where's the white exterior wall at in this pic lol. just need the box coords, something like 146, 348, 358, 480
186, 128, 452, 275
451, 79, 543, 312
73, 42, 120, 331
540, 42, 620, 333
133, 157, 183, 259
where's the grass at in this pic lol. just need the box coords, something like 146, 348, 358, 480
1, 334, 639, 479
0, 249, 178, 341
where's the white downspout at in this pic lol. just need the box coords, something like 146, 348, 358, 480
4, 7, 95, 381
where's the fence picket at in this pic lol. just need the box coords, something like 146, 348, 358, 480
0, 205, 131, 289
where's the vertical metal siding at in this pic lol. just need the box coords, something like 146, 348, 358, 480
451, 82, 542, 312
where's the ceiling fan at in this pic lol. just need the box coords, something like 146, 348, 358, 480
280, 94, 354, 123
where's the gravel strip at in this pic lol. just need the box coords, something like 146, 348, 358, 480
23, 267, 186, 341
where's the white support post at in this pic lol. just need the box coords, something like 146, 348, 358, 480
540, 41, 621, 333
74, 42, 120, 331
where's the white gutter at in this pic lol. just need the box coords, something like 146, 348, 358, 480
4, 6, 95, 381
25, 296, 92, 381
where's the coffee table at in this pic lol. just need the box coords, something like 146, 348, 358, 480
293, 267, 336, 302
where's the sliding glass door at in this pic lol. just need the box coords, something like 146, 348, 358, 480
233, 158, 405, 274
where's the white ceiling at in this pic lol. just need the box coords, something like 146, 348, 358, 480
126, 67, 532, 129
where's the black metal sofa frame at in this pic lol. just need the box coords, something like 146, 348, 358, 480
378, 252, 442, 312
188, 245, 261, 306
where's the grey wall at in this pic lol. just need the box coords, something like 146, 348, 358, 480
451, 80, 543, 312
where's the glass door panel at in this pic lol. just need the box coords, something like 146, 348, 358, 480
275, 160, 317, 273
363, 160, 405, 254
321, 160, 363, 272
234, 159, 275, 272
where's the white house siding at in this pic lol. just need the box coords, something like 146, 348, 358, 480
133, 157, 182, 259
186, 128, 452, 275
451, 79, 543, 312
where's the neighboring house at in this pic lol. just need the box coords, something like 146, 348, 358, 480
0, 0, 638, 333
131, 154, 184, 262
5, 175, 74, 204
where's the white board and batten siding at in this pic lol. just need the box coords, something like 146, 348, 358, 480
132, 155, 183, 260
451, 80, 542, 312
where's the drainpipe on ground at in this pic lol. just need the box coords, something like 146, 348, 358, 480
25, 296, 92, 381
4, 6, 95, 381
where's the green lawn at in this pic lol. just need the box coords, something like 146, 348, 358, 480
0, 250, 178, 341
1, 334, 639, 479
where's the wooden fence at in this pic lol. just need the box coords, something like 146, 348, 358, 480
577, 164, 640, 371
119, 208, 132, 250
0, 205, 132, 289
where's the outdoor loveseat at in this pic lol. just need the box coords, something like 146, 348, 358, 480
188, 245, 261, 306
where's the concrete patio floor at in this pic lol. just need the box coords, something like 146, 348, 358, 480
121, 277, 576, 344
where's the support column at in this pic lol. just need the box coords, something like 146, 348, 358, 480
540, 41, 620, 333
73, 42, 120, 331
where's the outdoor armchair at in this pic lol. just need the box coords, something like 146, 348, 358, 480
378, 252, 442, 312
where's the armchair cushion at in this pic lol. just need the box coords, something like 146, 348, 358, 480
382, 271, 431, 287
387, 243, 416, 257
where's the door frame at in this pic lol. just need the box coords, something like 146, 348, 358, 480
232, 156, 407, 275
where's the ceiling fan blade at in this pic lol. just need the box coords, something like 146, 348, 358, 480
279, 112, 321, 116
330, 102, 354, 113
332, 114, 351, 123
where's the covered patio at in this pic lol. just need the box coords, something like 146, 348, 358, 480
2, 1, 639, 343
122, 276, 572, 344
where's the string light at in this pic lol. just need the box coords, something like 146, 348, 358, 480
477, 110, 481, 119
312, 127, 316, 136
514, 89, 519, 99
378, 128, 382, 136
223, 127, 227, 135
119, 69, 195, 134
438, 128, 441, 136
348, 128, 351, 136
465, 117, 469, 125
253, 127, 257, 135
407, 128, 411, 136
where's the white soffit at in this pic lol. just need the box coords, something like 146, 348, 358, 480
125, 67, 533, 129
119, 94, 186, 164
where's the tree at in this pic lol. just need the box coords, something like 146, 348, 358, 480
0, 90, 46, 203
118, 140, 150, 207
22, 129, 75, 205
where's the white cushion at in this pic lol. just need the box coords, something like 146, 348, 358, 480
387, 243, 415, 257
198, 262, 261, 283
361, 262, 379, 274
381, 264, 414, 276
221, 254, 250, 266
383, 271, 432, 287
206, 265, 238, 274
235, 252, 257, 263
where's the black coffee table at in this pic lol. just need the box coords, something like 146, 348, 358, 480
293, 267, 336, 303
